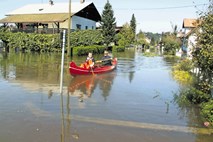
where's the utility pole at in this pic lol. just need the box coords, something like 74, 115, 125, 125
67, 0, 71, 56
67, 0, 85, 56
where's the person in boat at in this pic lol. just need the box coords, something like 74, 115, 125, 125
100, 50, 112, 66
80, 52, 95, 69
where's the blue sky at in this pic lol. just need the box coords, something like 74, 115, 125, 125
0, 0, 209, 33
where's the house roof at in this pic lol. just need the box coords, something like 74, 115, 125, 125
6, 2, 92, 15
182, 18, 200, 28
0, 1, 101, 23
0, 13, 69, 23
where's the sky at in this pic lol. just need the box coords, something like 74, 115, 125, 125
0, 0, 209, 33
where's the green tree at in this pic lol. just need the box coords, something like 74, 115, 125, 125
161, 34, 181, 55
192, 0, 213, 93
150, 37, 155, 46
130, 14, 136, 36
116, 23, 134, 47
136, 30, 148, 46
100, 0, 116, 47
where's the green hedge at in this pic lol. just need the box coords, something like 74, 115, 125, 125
73, 45, 106, 56
112, 46, 125, 52
0, 28, 126, 54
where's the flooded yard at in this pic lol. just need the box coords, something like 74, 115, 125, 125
0, 50, 212, 142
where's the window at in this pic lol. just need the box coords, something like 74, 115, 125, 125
85, 26, 88, 30
76, 24, 81, 30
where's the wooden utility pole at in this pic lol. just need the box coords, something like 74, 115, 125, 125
67, 0, 85, 56
67, 0, 71, 56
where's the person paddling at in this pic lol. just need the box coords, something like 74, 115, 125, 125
100, 50, 112, 66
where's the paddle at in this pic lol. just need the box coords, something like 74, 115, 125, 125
90, 66, 95, 75
95, 58, 113, 63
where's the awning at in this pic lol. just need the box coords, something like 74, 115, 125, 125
0, 13, 70, 23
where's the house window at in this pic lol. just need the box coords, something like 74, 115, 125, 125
76, 24, 81, 30
85, 26, 88, 30
92, 26, 94, 29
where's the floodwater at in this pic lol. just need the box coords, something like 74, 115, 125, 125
0, 49, 212, 142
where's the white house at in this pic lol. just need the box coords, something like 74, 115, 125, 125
0, 1, 101, 33
181, 18, 200, 58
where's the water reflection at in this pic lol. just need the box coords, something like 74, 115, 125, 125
68, 73, 116, 101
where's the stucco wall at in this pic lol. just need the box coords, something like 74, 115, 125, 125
54, 15, 96, 30
71, 15, 96, 30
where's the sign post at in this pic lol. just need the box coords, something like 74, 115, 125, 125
60, 29, 66, 94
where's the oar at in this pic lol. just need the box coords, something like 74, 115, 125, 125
90, 66, 95, 75
95, 58, 113, 63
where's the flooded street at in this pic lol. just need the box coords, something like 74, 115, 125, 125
0, 50, 212, 142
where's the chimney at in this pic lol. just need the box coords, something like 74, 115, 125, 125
80, 0, 85, 4
49, 0, 54, 5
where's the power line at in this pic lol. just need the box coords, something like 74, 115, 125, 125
97, 3, 207, 11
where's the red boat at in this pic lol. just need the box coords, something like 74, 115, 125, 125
69, 58, 117, 76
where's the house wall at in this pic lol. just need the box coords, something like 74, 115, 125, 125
53, 15, 96, 30
187, 33, 197, 58
71, 15, 96, 30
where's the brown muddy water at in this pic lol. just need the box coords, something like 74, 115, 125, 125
0, 49, 212, 142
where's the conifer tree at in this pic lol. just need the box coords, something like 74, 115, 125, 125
100, 0, 116, 46
130, 14, 136, 36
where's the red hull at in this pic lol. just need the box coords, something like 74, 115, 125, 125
69, 58, 117, 76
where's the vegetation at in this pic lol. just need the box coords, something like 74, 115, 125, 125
191, 1, 213, 125
0, 28, 126, 55
70, 30, 103, 47
192, 2, 213, 88
0, 28, 61, 52
145, 32, 161, 46
143, 52, 157, 57
172, 6, 213, 124
100, 0, 116, 47
135, 30, 148, 47
161, 33, 181, 55
130, 14, 136, 37
73, 45, 106, 56
173, 1, 213, 122
173, 59, 213, 126
116, 23, 134, 47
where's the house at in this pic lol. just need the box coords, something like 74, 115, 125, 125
181, 18, 201, 58
0, 1, 101, 33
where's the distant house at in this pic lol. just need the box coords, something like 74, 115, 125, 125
0, 1, 101, 33
181, 18, 201, 58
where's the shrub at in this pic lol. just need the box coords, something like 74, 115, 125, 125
113, 46, 125, 52
173, 59, 193, 72
201, 99, 213, 125
74, 45, 106, 56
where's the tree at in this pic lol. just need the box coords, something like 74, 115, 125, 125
100, 0, 116, 47
130, 14, 136, 36
136, 30, 147, 45
116, 23, 134, 47
161, 34, 181, 55
192, 0, 213, 93
150, 37, 155, 46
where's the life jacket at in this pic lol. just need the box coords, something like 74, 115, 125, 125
80, 59, 94, 69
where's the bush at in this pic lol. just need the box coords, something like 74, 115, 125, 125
73, 45, 106, 56
70, 30, 103, 47
113, 46, 125, 52
172, 70, 193, 85
173, 59, 193, 72
201, 99, 213, 125
162, 34, 181, 55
